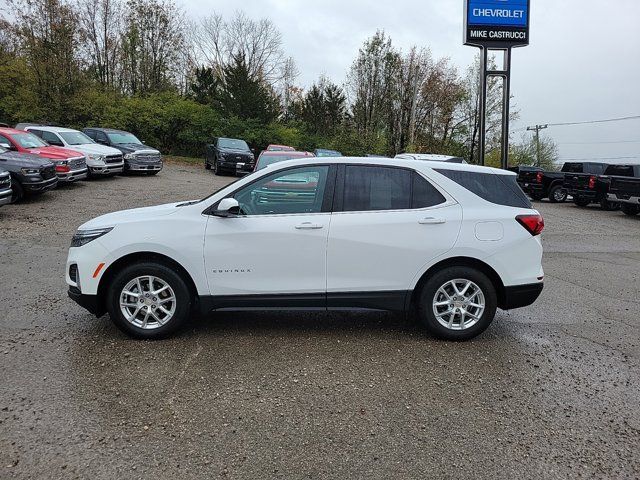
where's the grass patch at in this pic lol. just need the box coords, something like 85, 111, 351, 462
164, 155, 202, 165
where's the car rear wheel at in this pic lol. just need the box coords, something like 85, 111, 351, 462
548, 185, 567, 203
106, 262, 192, 339
10, 180, 24, 203
417, 266, 497, 341
621, 204, 640, 216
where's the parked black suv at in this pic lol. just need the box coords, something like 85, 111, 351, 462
562, 162, 618, 209
0, 146, 58, 202
83, 128, 163, 175
0, 168, 12, 207
205, 137, 255, 176
604, 164, 640, 216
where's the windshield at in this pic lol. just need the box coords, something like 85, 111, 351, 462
219, 138, 249, 151
107, 132, 142, 145
256, 153, 308, 170
12, 132, 48, 149
60, 131, 94, 145
315, 149, 341, 157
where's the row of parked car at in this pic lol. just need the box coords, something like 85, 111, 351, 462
511, 161, 640, 216
0, 124, 163, 204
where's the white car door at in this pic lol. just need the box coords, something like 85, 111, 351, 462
203, 164, 334, 301
326, 165, 462, 301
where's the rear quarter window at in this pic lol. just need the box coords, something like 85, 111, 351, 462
434, 169, 532, 209
604, 165, 634, 177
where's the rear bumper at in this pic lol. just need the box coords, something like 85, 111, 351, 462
568, 189, 598, 201
68, 287, 105, 317
501, 283, 544, 310
608, 193, 640, 205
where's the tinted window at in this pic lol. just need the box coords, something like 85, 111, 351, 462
604, 165, 634, 177
435, 169, 532, 209
233, 166, 329, 215
343, 166, 411, 211
585, 163, 605, 175
561, 163, 583, 173
96, 131, 108, 143
40, 131, 63, 145
84, 129, 96, 140
412, 173, 446, 208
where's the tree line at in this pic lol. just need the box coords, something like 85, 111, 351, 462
0, 0, 556, 167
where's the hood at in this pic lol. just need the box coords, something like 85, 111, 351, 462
79, 202, 183, 230
114, 143, 160, 154
0, 150, 55, 168
65, 143, 122, 156
26, 146, 84, 160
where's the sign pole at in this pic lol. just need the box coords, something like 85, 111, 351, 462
478, 47, 488, 166
500, 48, 512, 170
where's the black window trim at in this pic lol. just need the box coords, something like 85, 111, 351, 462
203, 163, 338, 217
332, 163, 450, 214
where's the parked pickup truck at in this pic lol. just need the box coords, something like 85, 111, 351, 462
0, 168, 11, 207
563, 162, 618, 209
604, 164, 640, 216
514, 165, 567, 203
205, 137, 255, 176
83, 128, 162, 175
0, 146, 58, 202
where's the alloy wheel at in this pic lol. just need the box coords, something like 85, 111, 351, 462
119, 275, 176, 329
432, 279, 485, 331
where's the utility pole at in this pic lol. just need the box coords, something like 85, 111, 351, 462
527, 124, 548, 167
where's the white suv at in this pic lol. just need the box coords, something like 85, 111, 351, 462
25, 126, 124, 176
66, 157, 544, 340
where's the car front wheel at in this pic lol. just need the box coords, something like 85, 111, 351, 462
10, 180, 24, 203
106, 262, 192, 339
417, 266, 497, 340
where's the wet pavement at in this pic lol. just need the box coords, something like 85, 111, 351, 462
1, 162, 639, 479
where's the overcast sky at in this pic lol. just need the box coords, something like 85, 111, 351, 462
181, 0, 640, 162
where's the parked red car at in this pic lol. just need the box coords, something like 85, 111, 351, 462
266, 144, 296, 152
254, 150, 315, 171
0, 127, 88, 182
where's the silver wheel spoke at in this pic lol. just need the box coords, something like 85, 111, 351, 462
120, 275, 176, 330
433, 278, 485, 331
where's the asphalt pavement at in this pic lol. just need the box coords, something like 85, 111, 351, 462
1, 161, 638, 479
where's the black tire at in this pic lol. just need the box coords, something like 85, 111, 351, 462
573, 197, 590, 207
205, 160, 211, 170
10, 180, 24, 203
600, 200, 619, 211
548, 185, 567, 203
417, 266, 497, 341
213, 159, 222, 176
106, 262, 192, 339
146, 171, 159, 176
621, 204, 640, 216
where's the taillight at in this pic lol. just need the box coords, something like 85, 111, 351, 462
516, 214, 544, 236
588, 175, 596, 189
536, 172, 543, 184
55, 164, 70, 173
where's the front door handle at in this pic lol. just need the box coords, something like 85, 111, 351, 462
295, 222, 323, 230
419, 217, 446, 225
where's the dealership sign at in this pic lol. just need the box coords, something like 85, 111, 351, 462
464, 0, 530, 47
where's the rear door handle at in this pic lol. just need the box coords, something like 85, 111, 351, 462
419, 217, 446, 225
295, 222, 323, 230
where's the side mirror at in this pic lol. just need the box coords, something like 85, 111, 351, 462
213, 198, 240, 217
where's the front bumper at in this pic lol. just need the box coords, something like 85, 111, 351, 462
125, 161, 163, 172
501, 283, 544, 310
57, 167, 89, 183
0, 187, 11, 206
68, 287, 105, 317
219, 160, 255, 175
89, 163, 124, 175
23, 176, 59, 193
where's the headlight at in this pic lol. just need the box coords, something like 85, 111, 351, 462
219, 152, 228, 158
124, 153, 136, 160
71, 227, 113, 247
88, 154, 106, 163
21, 168, 40, 175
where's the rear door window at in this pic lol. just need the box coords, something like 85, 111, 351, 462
343, 166, 411, 211
561, 163, 583, 173
434, 169, 532, 208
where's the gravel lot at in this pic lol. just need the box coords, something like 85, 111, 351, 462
1, 161, 639, 479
